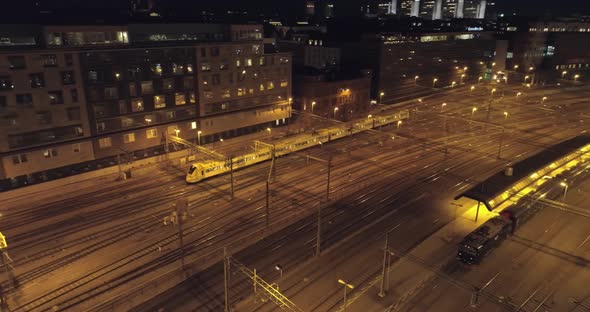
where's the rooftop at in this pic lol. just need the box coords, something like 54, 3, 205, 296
455, 134, 590, 210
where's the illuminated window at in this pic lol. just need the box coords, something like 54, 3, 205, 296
121, 118, 133, 127
191, 121, 197, 129
201, 62, 211, 71
131, 98, 144, 112
246, 58, 253, 67
172, 63, 182, 74
222, 89, 231, 98
237, 88, 246, 96
146, 128, 158, 139
236, 59, 241, 67
186, 64, 193, 73
203, 91, 214, 99
154, 95, 166, 108
267, 81, 275, 90
259, 57, 266, 66
167, 111, 176, 120
123, 132, 135, 143
43, 148, 58, 158
220, 61, 229, 70
41, 54, 58, 67
259, 83, 265, 91
175, 92, 186, 105
189, 91, 196, 103
280, 80, 288, 87
48, 91, 64, 104
152, 64, 163, 75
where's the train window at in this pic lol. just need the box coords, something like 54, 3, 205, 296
188, 165, 196, 174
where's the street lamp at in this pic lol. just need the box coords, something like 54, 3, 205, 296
338, 279, 354, 311
528, 66, 534, 71
379, 92, 385, 104
472, 107, 478, 115
451, 81, 457, 87
197, 130, 202, 145
492, 62, 496, 67
334, 107, 339, 119
174, 129, 180, 137
542, 96, 548, 103
503, 111, 508, 119
311, 101, 317, 113
460, 74, 465, 84
414, 75, 419, 85
516, 92, 522, 97
470, 86, 475, 93
266, 127, 272, 138
463, 66, 468, 71
397, 120, 402, 129
574, 74, 580, 81
562, 70, 568, 79
560, 181, 568, 200
491, 88, 497, 96
274, 264, 283, 286
433, 78, 438, 87
513, 65, 519, 70
478, 76, 483, 83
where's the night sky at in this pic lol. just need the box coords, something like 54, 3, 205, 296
6, 0, 590, 20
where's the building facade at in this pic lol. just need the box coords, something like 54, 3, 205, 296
0, 24, 292, 189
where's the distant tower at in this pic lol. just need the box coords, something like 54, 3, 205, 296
432, 0, 443, 19
477, 0, 487, 19
306, 0, 316, 16
411, 0, 420, 17
388, 0, 398, 14
455, 0, 464, 17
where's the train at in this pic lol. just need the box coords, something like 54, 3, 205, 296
186, 109, 410, 183
457, 163, 590, 264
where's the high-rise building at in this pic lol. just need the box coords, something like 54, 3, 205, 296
442, 0, 457, 19
399, 0, 414, 16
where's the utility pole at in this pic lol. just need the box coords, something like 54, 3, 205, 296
326, 157, 332, 201
266, 180, 270, 228
230, 155, 234, 200
316, 201, 322, 257
223, 247, 231, 312
497, 127, 504, 159
175, 199, 186, 270
0, 233, 15, 293
378, 224, 399, 297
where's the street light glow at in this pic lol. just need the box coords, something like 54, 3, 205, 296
338, 279, 354, 289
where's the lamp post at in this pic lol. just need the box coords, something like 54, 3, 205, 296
542, 96, 548, 103
529, 66, 534, 72
311, 101, 316, 113
463, 66, 468, 71
490, 88, 497, 97
414, 75, 419, 86
513, 64, 519, 70
338, 279, 354, 311
433, 78, 438, 88
516, 92, 522, 97
379, 92, 385, 104
274, 264, 283, 288
560, 182, 568, 200
441, 102, 447, 112
266, 127, 272, 138
397, 120, 402, 129
460, 74, 465, 84
174, 129, 180, 137
503, 111, 508, 120
451, 81, 457, 88
478, 76, 483, 84
333, 107, 339, 119
574, 74, 580, 81
562, 70, 568, 79
197, 130, 202, 145
470, 85, 475, 94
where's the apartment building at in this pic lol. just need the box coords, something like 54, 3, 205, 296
0, 23, 292, 189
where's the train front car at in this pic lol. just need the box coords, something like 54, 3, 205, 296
186, 164, 202, 184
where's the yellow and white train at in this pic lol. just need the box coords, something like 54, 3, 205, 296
186, 109, 410, 183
